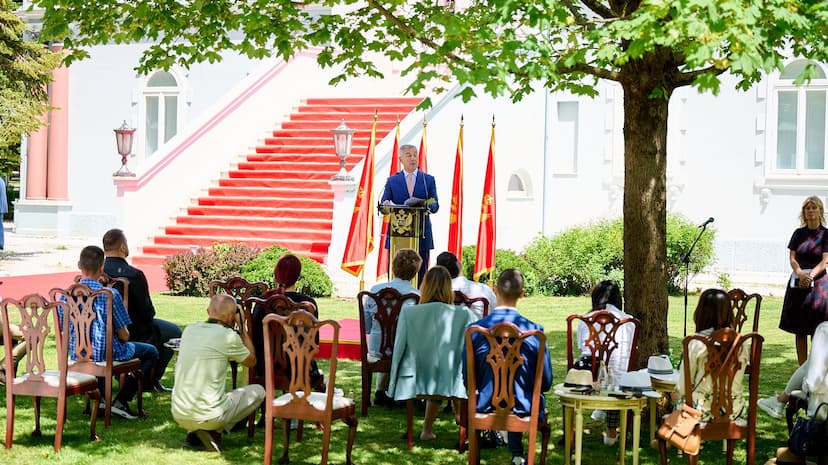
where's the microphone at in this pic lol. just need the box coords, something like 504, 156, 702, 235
699, 217, 714, 228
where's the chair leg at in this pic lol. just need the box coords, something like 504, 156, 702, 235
343, 414, 358, 465
278, 418, 290, 465
320, 420, 332, 465
527, 426, 537, 465
657, 438, 669, 465
296, 420, 304, 442
406, 399, 414, 450
32, 396, 42, 437
540, 421, 551, 465
688, 451, 699, 465
105, 373, 112, 427
264, 412, 273, 465
89, 391, 100, 441
6, 392, 14, 448
361, 368, 370, 417
54, 394, 66, 452
468, 429, 480, 465
136, 369, 144, 417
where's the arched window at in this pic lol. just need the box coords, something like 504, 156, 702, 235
773, 59, 827, 172
142, 70, 182, 156
506, 170, 532, 199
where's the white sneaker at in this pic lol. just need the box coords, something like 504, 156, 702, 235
603, 432, 618, 446
757, 396, 784, 419
511, 456, 526, 465
109, 400, 138, 420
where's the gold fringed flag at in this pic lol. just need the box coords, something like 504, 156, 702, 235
341, 112, 378, 277
376, 116, 401, 281
474, 117, 496, 282
447, 116, 464, 259
418, 116, 428, 173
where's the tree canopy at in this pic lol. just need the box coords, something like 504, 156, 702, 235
33, 0, 828, 363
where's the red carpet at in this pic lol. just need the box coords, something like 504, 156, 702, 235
0, 265, 169, 299
133, 97, 422, 268
318, 318, 361, 361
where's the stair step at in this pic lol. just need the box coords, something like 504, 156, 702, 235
207, 186, 333, 197
262, 136, 371, 146
150, 234, 320, 251
176, 215, 332, 229
196, 196, 332, 209
254, 144, 369, 154
241, 154, 361, 165
187, 205, 332, 219
271, 129, 381, 138
297, 104, 421, 114
289, 112, 386, 122
133, 250, 325, 266
280, 120, 397, 131
228, 169, 342, 180
305, 97, 422, 105
217, 177, 335, 188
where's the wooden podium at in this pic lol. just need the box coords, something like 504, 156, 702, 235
379, 204, 427, 286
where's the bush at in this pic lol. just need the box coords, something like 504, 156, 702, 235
523, 214, 716, 296
460, 245, 539, 296
240, 245, 333, 298
164, 243, 261, 296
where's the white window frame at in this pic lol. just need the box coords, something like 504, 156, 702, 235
136, 69, 188, 158
764, 59, 828, 183
506, 170, 533, 200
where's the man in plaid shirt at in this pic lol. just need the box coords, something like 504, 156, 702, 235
68, 246, 159, 419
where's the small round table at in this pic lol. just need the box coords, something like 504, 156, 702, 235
555, 384, 649, 465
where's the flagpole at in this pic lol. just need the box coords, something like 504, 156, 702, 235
359, 109, 379, 292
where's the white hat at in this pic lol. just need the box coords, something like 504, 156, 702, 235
643, 355, 679, 384
618, 370, 651, 392
562, 369, 594, 394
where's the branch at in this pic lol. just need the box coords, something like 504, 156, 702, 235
674, 65, 724, 87
559, 62, 621, 82
582, 0, 616, 19
561, 0, 589, 26
366, 0, 474, 70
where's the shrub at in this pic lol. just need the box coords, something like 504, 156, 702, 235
523, 214, 716, 296
459, 245, 539, 296
240, 245, 333, 298
164, 243, 261, 296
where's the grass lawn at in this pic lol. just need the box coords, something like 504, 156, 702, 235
0, 292, 794, 464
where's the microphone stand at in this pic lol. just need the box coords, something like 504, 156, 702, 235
681, 223, 710, 337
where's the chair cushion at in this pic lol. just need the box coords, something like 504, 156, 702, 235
273, 391, 354, 411
14, 370, 98, 388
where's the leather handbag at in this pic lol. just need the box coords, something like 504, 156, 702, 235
789, 402, 828, 457
657, 404, 702, 455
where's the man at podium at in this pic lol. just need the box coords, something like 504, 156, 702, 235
381, 144, 439, 283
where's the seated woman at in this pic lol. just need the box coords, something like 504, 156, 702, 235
577, 280, 636, 446
363, 248, 421, 407
251, 254, 322, 386
765, 321, 828, 464
676, 288, 748, 421
394, 265, 476, 440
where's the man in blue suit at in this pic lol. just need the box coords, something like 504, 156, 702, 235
465, 269, 553, 465
381, 144, 439, 283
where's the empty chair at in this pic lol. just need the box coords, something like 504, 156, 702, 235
2, 294, 101, 452
262, 310, 357, 465
727, 288, 761, 333
209, 276, 269, 301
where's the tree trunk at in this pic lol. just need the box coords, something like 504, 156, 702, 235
620, 57, 674, 369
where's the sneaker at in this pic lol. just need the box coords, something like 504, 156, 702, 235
511, 456, 526, 465
109, 400, 138, 420
194, 429, 222, 453
603, 432, 618, 446
758, 396, 784, 419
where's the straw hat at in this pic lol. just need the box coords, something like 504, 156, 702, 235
562, 369, 594, 393
639, 355, 679, 391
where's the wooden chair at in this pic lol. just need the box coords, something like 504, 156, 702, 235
50, 284, 144, 428
262, 310, 357, 465
464, 322, 551, 465
74, 274, 130, 310
242, 293, 319, 438
727, 289, 761, 333
357, 287, 419, 417
565, 310, 641, 376
209, 276, 269, 300
454, 290, 490, 317
657, 328, 763, 465
2, 294, 101, 452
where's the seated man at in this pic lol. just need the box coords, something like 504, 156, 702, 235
73, 245, 158, 419
465, 269, 553, 465
171, 295, 265, 453
103, 228, 182, 392
435, 251, 496, 319
363, 248, 421, 407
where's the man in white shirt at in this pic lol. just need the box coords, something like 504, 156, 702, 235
436, 251, 496, 319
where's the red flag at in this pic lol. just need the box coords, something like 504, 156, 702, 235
418, 116, 428, 172
447, 116, 464, 259
341, 112, 378, 277
474, 118, 496, 282
376, 117, 401, 281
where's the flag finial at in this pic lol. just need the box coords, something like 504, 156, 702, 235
460, 114, 464, 127
491, 115, 496, 127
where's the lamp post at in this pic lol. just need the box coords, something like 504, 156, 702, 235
331, 119, 355, 182
113, 120, 136, 177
